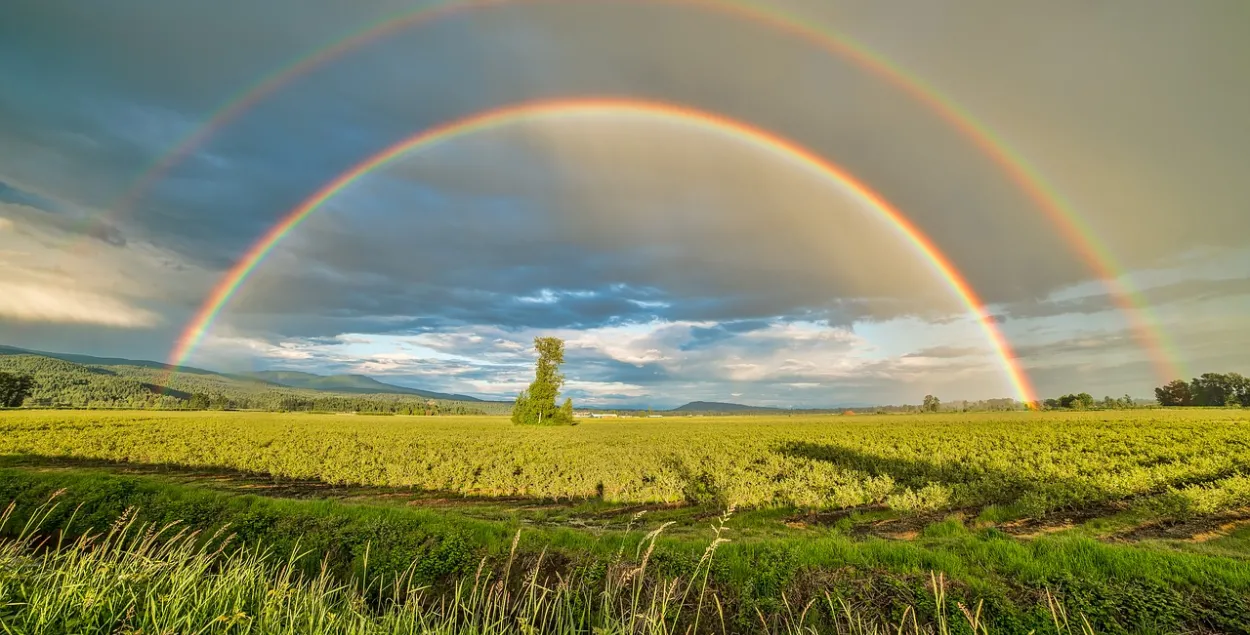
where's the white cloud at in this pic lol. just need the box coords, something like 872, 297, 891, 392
0, 279, 159, 327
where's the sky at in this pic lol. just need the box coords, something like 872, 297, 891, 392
1, 0, 1247, 408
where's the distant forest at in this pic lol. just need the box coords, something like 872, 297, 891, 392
0, 353, 506, 415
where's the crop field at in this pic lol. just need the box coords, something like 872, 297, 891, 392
2, 409, 1249, 518
4, 409, 1250, 633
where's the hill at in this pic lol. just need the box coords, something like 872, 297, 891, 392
0, 345, 218, 375
0, 345, 505, 414
238, 370, 481, 401
669, 401, 781, 413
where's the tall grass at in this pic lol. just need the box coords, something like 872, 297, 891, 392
0, 498, 1097, 635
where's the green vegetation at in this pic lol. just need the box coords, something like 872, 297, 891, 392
0, 350, 503, 414
0, 370, 33, 407
2, 462, 1249, 633
3, 409, 1250, 516
4, 409, 1250, 632
512, 337, 575, 426
1155, 372, 1250, 407
0, 491, 1120, 635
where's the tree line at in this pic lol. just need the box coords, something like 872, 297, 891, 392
1155, 372, 1250, 407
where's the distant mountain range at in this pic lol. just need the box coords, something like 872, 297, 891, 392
234, 370, 482, 402
668, 401, 781, 413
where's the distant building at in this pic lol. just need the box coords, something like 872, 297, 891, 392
589, 413, 619, 418
648, 414, 663, 418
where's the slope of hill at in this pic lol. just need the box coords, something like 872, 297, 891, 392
0, 346, 505, 414
669, 401, 780, 413
239, 371, 482, 402
0, 354, 189, 408
0, 345, 218, 375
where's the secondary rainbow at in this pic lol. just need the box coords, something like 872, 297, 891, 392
167, 98, 1039, 404
110, 0, 1180, 382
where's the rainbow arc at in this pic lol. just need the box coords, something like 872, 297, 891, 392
166, 99, 1039, 404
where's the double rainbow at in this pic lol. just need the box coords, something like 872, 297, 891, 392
167, 98, 1038, 404
142, 1, 1174, 400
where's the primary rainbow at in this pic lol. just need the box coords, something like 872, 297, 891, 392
112, 0, 1180, 383
167, 98, 1039, 404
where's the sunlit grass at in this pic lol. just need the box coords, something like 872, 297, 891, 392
0, 498, 1101, 635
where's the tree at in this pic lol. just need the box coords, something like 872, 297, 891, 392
1155, 379, 1192, 407
1189, 373, 1232, 407
1074, 393, 1095, 410
1228, 373, 1250, 407
512, 337, 575, 425
1102, 395, 1117, 410
922, 394, 940, 413
0, 371, 34, 407
1120, 394, 1136, 409
187, 393, 210, 410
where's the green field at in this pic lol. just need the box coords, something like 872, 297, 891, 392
2, 409, 1249, 633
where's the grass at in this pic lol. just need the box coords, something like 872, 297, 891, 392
0, 496, 1103, 635
1, 468, 1249, 633
2, 409, 1249, 632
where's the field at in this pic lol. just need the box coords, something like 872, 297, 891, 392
2, 409, 1250, 633
3, 409, 1250, 516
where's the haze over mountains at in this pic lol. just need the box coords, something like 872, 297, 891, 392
0, 345, 482, 401
0, 344, 809, 412
234, 370, 483, 402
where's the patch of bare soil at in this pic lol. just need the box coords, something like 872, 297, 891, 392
995, 502, 1129, 538
1113, 508, 1250, 542
786, 507, 970, 540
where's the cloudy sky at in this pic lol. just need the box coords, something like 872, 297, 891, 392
2, 0, 1247, 407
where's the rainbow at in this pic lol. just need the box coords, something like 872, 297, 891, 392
167, 98, 1039, 404
110, 1, 1178, 382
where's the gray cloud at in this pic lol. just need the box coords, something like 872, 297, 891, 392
2, 0, 1248, 403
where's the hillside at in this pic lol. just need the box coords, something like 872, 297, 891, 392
669, 401, 780, 413
0, 345, 218, 375
239, 370, 481, 401
0, 346, 505, 414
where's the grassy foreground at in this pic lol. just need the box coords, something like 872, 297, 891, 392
0, 496, 1102, 635
1, 467, 1248, 633
2, 409, 1249, 633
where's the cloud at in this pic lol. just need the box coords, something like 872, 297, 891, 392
903, 346, 982, 359
1, 1, 1248, 403
0, 280, 159, 327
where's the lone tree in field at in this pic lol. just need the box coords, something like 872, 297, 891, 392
922, 394, 941, 413
512, 336, 575, 425
0, 371, 33, 408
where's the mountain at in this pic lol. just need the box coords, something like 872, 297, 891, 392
239, 370, 483, 402
669, 401, 781, 413
0, 345, 218, 375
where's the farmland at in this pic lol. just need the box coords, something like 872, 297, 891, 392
3, 409, 1250, 633
2, 409, 1249, 517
